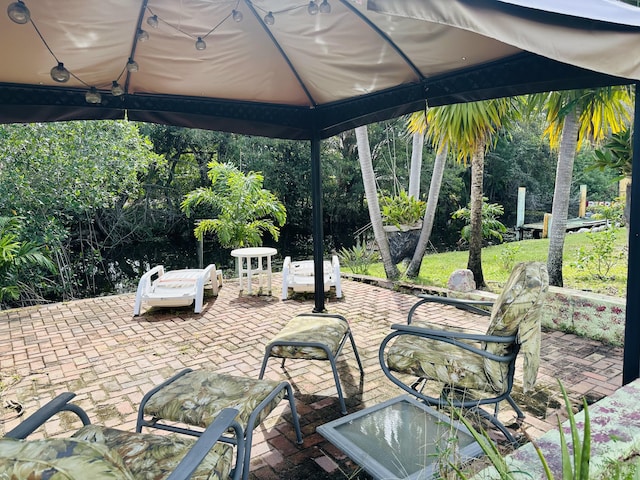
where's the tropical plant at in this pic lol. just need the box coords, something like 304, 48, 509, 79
410, 99, 521, 287
450, 380, 591, 480
338, 244, 380, 275
528, 87, 632, 287
0, 216, 55, 306
355, 125, 400, 280
181, 161, 286, 248
498, 243, 522, 272
574, 227, 626, 281
379, 190, 426, 229
451, 199, 507, 244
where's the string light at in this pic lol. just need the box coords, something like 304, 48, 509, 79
319, 0, 331, 14
111, 81, 124, 96
7, 0, 30, 24
195, 37, 206, 50
146, 15, 158, 28
126, 58, 139, 72
85, 87, 102, 104
50, 62, 70, 83
7, 1, 333, 104
137, 29, 149, 42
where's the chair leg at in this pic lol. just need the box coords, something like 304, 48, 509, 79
327, 352, 348, 415
469, 406, 519, 447
348, 330, 364, 376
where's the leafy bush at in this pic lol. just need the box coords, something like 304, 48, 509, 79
574, 227, 626, 280
451, 198, 507, 243
588, 200, 625, 225
498, 243, 522, 272
338, 244, 380, 275
379, 190, 426, 229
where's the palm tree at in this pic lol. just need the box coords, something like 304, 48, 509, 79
531, 87, 631, 286
408, 100, 519, 286
181, 161, 286, 248
355, 125, 400, 280
403, 111, 448, 278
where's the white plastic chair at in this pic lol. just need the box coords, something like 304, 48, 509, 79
281, 255, 342, 300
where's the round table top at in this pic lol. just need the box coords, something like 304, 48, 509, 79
230, 247, 277, 257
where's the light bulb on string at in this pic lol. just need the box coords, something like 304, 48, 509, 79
7, 1, 30, 24
85, 87, 102, 104
137, 29, 149, 42
232, 9, 243, 22
307, 1, 318, 15
50, 62, 70, 83
319, 0, 331, 13
195, 37, 206, 50
111, 81, 124, 96
126, 58, 139, 72
146, 15, 158, 28
264, 11, 274, 25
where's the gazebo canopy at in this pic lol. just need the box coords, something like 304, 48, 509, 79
2, 0, 640, 381
1, 0, 639, 138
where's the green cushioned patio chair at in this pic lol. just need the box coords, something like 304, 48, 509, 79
379, 262, 549, 445
1, 392, 244, 480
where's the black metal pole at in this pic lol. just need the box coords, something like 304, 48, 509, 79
311, 133, 326, 313
623, 82, 640, 385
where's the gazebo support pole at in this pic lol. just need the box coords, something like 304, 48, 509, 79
623, 82, 640, 384
311, 133, 326, 313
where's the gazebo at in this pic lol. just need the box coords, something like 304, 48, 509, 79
1, 0, 640, 380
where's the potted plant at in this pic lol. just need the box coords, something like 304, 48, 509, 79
379, 190, 426, 231
378, 190, 426, 263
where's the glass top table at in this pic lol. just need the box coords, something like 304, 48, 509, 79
317, 395, 482, 480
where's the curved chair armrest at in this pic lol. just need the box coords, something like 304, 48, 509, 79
409, 294, 493, 320
386, 323, 517, 363
167, 408, 244, 480
5, 392, 91, 439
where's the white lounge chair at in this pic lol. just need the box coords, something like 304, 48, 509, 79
281, 255, 342, 300
133, 264, 223, 316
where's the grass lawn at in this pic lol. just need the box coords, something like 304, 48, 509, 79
354, 228, 628, 297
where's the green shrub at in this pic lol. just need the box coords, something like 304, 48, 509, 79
451, 198, 507, 243
338, 244, 380, 275
573, 227, 625, 280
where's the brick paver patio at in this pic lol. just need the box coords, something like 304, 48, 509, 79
0, 276, 624, 479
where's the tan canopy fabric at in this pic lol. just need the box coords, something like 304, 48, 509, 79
0, 0, 638, 138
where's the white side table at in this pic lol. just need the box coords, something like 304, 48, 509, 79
230, 247, 277, 295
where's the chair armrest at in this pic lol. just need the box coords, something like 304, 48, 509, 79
409, 293, 493, 320
5, 393, 91, 439
388, 323, 517, 363
166, 408, 244, 480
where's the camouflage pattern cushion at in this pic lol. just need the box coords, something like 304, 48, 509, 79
0, 437, 135, 479
142, 370, 285, 430
483, 262, 548, 392
73, 425, 233, 480
268, 314, 349, 360
386, 322, 492, 391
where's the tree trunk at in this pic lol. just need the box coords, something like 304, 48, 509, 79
355, 126, 400, 280
406, 142, 448, 277
408, 132, 424, 198
467, 138, 486, 288
548, 107, 582, 287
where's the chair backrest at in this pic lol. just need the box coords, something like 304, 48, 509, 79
483, 262, 549, 393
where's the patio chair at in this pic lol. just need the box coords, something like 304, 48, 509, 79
259, 312, 364, 414
136, 368, 303, 480
133, 263, 223, 316
1, 392, 244, 480
281, 255, 342, 300
379, 262, 549, 445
